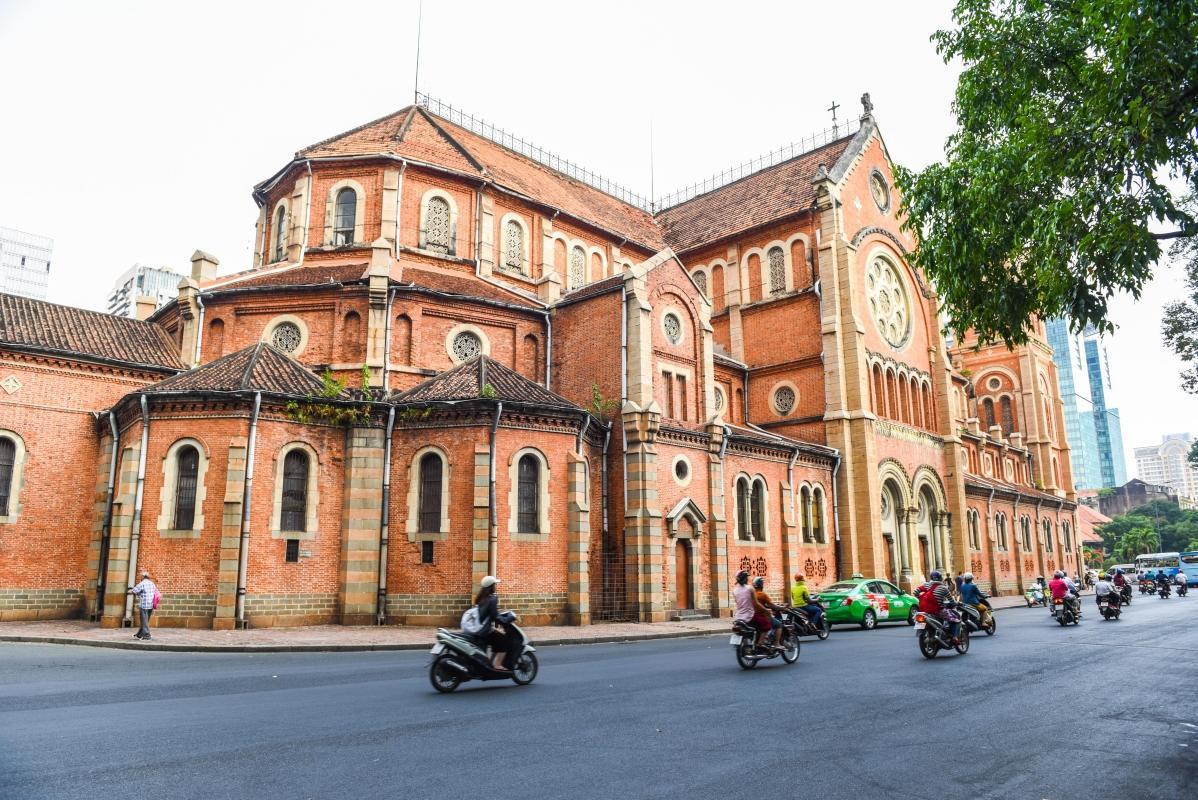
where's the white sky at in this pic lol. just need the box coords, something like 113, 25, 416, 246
0, 0, 1191, 468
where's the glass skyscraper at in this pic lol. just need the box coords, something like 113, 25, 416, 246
0, 226, 52, 300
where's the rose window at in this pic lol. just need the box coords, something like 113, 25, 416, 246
270, 322, 302, 353
663, 313, 682, 344
866, 256, 910, 348
773, 386, 796, 415
451, 331, 482, 361
870, 171, 891, 212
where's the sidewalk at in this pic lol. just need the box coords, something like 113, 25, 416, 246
0, 593, 1040, 653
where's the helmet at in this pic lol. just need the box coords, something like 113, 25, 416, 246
963, 572, 974, 581
1054, 571, 1063, 578
752, 577, 764, 589
929, 570, 943, 581
1115, 568, 1123, 575
736, 570, 750, 585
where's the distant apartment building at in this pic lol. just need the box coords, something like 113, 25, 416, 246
107, 264, 181, 318
0, 226, 53, 300
1134, 433, 1197, 507
1045, 318, 1127, 490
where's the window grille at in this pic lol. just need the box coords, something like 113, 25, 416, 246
1000, 396, 1015, 435
281, 450, 309, 532
750, 481, 765, 541
767, 247, 786, 296
503, 220, 525, 273
773, 386, 796, 415
451, 331, 482, 361
271, 322, 302, 353
285, 539, 300, 562
693, 271, 708, 297
424, 197, 452, 253
333, 188, 356, 246
569, 247, 586, 289
812, 489, 825, 543
663, 313, 682, 344
418, 453, 442, 533
736, 479, 750, 540
274, 206, 287, 262
172, 446, 199, 530
421, 540, 435, 564
517, 454, 539, 533
0, 438, 14, 516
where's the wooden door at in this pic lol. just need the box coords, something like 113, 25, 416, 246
675, 539, 692, 610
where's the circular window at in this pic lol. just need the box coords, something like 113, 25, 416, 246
451, 331, 482, 361
866, 256, 911, 348
271, 322, 302, 353
870, 170, 891, 213
773, 386, 796, 415
987, 376, 1002, 391
713, 386, 724, 412
663, 312, 682, 345
674, 459, 689, 481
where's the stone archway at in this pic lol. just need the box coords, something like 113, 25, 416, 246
880, 479, 907, 587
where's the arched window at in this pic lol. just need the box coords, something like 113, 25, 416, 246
424, 196, 452, 253
1062, 521, 1072, 551
0, 437, 15, 517
343, 311, 362, 356
996, 512, 1008, 551
800, 486, 812, 543
569, 246, 586, 290
418, 452, 443, 533
207, 318, 225, 359
172, 445, 200, 530
1000, 395, 1016, 434
517, 454, 539, 533
333, 188, 356, 246
968, 509, 980, 550
767, 246, 786, 296
750, 479, 766, 541
1043, 519, 1054, 554
982, 397, 996, 430
736, 478, 750, 541
812, 487, 825, 543
693, 270, 708, 298
273, 205, 287, 262
872, 364, 885, 417
503, 219, 525, 274
1021, 516, 1032, 551
281, 450, 310, 532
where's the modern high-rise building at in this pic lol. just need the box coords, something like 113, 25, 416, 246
1135, 433, 1197, 506
0, 226, 53, 300
107, 264, 182, 318
1045, 318, 1127, 489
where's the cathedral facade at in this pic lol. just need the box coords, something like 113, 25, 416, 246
0, 96, 1080, 628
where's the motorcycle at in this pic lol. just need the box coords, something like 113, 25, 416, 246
1024, 584, 1047, 607
781, 603, 831, 640
428, 613, 539, 693
730, 617, 800, 669
1097, 593, 1121, 621
960, 602, 997, 636
1118, 583, 1132, 605
1139, 580, 1154, 595
914, 605, 969, 658
1178, 579, 1188, 597
1052, 595, 1080, 626
1158, 582, 1171, 599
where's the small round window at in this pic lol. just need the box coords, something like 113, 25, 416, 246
674, 459, 689, 482
663, 312, 682, 345
451, 331, 482, 361
713, 386, 724, 412
870, 170, 891, 213
773, 386, 796, 415
987, 376, 1001, 391
271, 322, 302, 353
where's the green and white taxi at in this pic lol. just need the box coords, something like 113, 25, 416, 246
817, 577, 918, 630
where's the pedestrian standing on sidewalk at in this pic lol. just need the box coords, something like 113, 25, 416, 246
129, 570, 159, 641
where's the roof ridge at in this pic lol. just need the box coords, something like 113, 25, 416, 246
415, 107, 487, 175
393, 106, 419, 144
296, 106, 415, 156
240, 342, 266, 389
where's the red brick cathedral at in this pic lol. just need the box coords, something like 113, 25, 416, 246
0, 95, 1080, 628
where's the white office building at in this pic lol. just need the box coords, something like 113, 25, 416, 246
1134, 433, 1197, 507
107, 265, 182, 318
0, 227, 53, 300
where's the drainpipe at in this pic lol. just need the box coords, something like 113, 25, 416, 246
830, 453, 843, 581
122, 396, 150, 626
488, 402, 504, 577
544, 311, 553, 391
600, 424, 611, 543
718, 423, 731, 461
620, 286, 630, 511
298, 162, 313, 267
742, 370, 750, 425
235, 392, 262, 627
393, 161, 407, 249
193, 294, 206, 367
94, 411, 120, 619
575, 415, 591, 455
985, 486, 997, 594
1035, 497, 1044, 576
376, 405, 396, 624
382, 287, 397, 391
787, 445, 801, 535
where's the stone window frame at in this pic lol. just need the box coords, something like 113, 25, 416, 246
770, 380, 799, 418
690, 265, 710, 299
659, 304, 688, 347
670, 453, 693, 488
262, 314, 310, 357
418, 187, 459, 255
156, 437, 210, 539
270, 442, 320, 540
498, 213, 531, 275
869, 168, 892, 214
322, 178, 366, 247
864, 245, 914, 350
967, 508, 981, 551
1042, 518, 1055, 554
731, 472, 770, 546
443, 323, 491, 364
507, 446, 551, 541
811, 485, 827, 544
994, 511, 1009, 551
0, 429, 28, 524
1020, 515, 1033, 551
271, 198, 290, 263
405, 445, 451, 542
712, 384, 726, 417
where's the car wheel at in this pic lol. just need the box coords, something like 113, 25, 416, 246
860, 609, 877, 630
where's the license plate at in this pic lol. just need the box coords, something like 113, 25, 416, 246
429, 643, 445, 655
729, 634, 742, 645
914, 622, 926, 630
1099, 602, 1108, 608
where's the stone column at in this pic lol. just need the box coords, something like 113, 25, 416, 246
471, 445, 491, 588
365, 240, 390, 387
780, 479, 799, 593
213, 437, 247, 630
897, 508, 914, 590
339, 427, 384, 625
706, 422, 730, 616
99, 443, 140, 627
381, 168, 401, 252
85, 425, 119, 619
623, 402, 665, 621
287, 176, 308, 262
477, 192, 495, 277
566, 452, 591, 625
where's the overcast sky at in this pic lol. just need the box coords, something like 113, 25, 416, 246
0, 0, 1191, 469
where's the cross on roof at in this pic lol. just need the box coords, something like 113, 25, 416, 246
827, 100, 840, 134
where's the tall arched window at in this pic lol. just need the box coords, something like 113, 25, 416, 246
736, 478, 751, 540
750, 479, 766, 541
172, 446, 200, 531
503, 219, 525, 273
1043, 519, 1054, 554
273, 205, 287, 262
982, 397, 996, 430
767, 246, 786, 296
872, 364, 885, 417
424, 196, 452, 253
1021, 516, 1032, 551
569, 246, 586, 290
0, 437, 15, 517
281, 450, 310, 532
968, 509, 980, 550
800, 486, 813, 543
996, 512, 1008, 551
1000, 395, 1016, 434
333, 188, 356, 246
418, 452, 443, 533
812, 487, 825, 543
517, 454, 539, 533
693, 270, 708, 298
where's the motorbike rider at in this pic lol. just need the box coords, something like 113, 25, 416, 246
789, 573, 825, 627
1049, 571, 1080, 617
1156, 570, 1172, 594
914, 570, 961, 645
733, 570, 772, 649
752, 577, 785, 648
958, 572, 992, 625
474, 575, 520, 671
1093, 573, 1120, 608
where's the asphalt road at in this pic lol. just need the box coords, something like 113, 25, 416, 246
1, 598, 1195, 800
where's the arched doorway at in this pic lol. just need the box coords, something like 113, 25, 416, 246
880, 480, 905, 584
674, 538, 693, 611
916, 486, 939, 578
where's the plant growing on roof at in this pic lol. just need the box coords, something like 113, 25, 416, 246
479, 382, 497, 400
284, 368, 371, 426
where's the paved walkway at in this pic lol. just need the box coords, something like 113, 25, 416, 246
0, 591, 1043, 652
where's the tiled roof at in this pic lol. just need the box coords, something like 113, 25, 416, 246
1077, 504, 1111, 543
555, 274, 624, 306
965, 474, 1069, 504
391, 355, 580, 409
144, 343, 329, 397
296, 106, 664, 251
401, 266, 543, 308
0, 293, 184, 371
655, 136, 855, 253
207, 263, 369, 292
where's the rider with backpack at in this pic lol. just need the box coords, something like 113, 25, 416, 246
915, 570, 961, 645
463, 576, 520, 672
